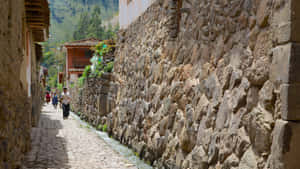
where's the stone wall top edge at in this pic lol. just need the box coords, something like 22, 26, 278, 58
119, 0, 161, 30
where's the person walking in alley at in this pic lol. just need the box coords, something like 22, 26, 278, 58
45, 91, 51, 104
52, 92, 59, 110
61, 87, 71, 119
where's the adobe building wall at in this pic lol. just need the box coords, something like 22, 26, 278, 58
0, 0, 44, 168
111, 0, 300, 168
31, 44, 44, 127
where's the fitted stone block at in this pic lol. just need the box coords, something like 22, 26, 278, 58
267, 120, 300, 169
270, 43, 300, 84
281, 84, 300, 121
273, 0, 300, 43
275, 22, 292, 44
273, 0, 291, 44
270, 44, 290, 84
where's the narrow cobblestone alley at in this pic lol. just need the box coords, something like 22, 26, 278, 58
22, 105, 138, 169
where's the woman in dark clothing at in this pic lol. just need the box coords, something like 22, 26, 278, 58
52, 92, 58, 109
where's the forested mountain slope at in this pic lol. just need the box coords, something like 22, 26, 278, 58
48, 0, 118, 42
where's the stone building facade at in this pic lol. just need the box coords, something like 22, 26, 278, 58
0, 0, 49, 168
71, 0, 300, 168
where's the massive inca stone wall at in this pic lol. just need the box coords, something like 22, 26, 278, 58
0, 0, 41, 168
71, 73, 118, 128
109, 0, 300, 169
70, 0, 300, 168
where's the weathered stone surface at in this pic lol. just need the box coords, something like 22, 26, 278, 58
70, 0, 299, 168
179, 126, 196, 153
270, 43, 300, 84
257, 0, 271, 28
259, 80, 275, 111
245, 56, 269, 86
187, 146, 209, 169
0, 0, 44, 167
223, 154, 239, 169
272, 0, 300, 43
272, 0, 291, 44
246, 87, 259, 111
70, 74, 117, 129
216, 91, 232, 130
238, 148, 258, 169
265, 120, 300, 169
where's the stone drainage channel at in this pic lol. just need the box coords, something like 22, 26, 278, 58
70, 112, 153, 169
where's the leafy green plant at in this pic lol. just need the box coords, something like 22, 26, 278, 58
94, 41, 113, 57
102, 124, 108, 132
78, 65, 91, 87
89, 41, 115, 77
104, 61, 114, 72
97, 124, 102, 130
83, 65, 91, 78
78, 76, 85, 87
97, 71, 104, 77
57, 83, 63, 92
146, 160, 151, 165
77, 41, 115, 87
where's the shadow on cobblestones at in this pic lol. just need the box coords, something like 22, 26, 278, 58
22, 112, 70, 169
23, 105, 140, 169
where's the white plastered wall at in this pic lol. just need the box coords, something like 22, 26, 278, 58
119, 0, 155, 29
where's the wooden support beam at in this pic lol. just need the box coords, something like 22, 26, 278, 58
27, 18, 45, 22
25, 2, 42, 7
26, 7, 44, 12
29, 25, 45, 29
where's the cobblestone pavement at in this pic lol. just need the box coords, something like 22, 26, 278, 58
22, 104, 138, 169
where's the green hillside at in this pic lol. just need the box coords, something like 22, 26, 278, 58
48, 0, 118, 42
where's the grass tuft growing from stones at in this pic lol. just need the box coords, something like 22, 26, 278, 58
102, 124, 108, 132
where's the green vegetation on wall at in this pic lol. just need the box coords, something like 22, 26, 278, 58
77, 41, 115, 87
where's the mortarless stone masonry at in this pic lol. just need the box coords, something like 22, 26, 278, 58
71, 0, 300, 168
71, 73, 118, 128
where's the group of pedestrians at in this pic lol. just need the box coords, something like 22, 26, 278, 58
45, 87, 71, 119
